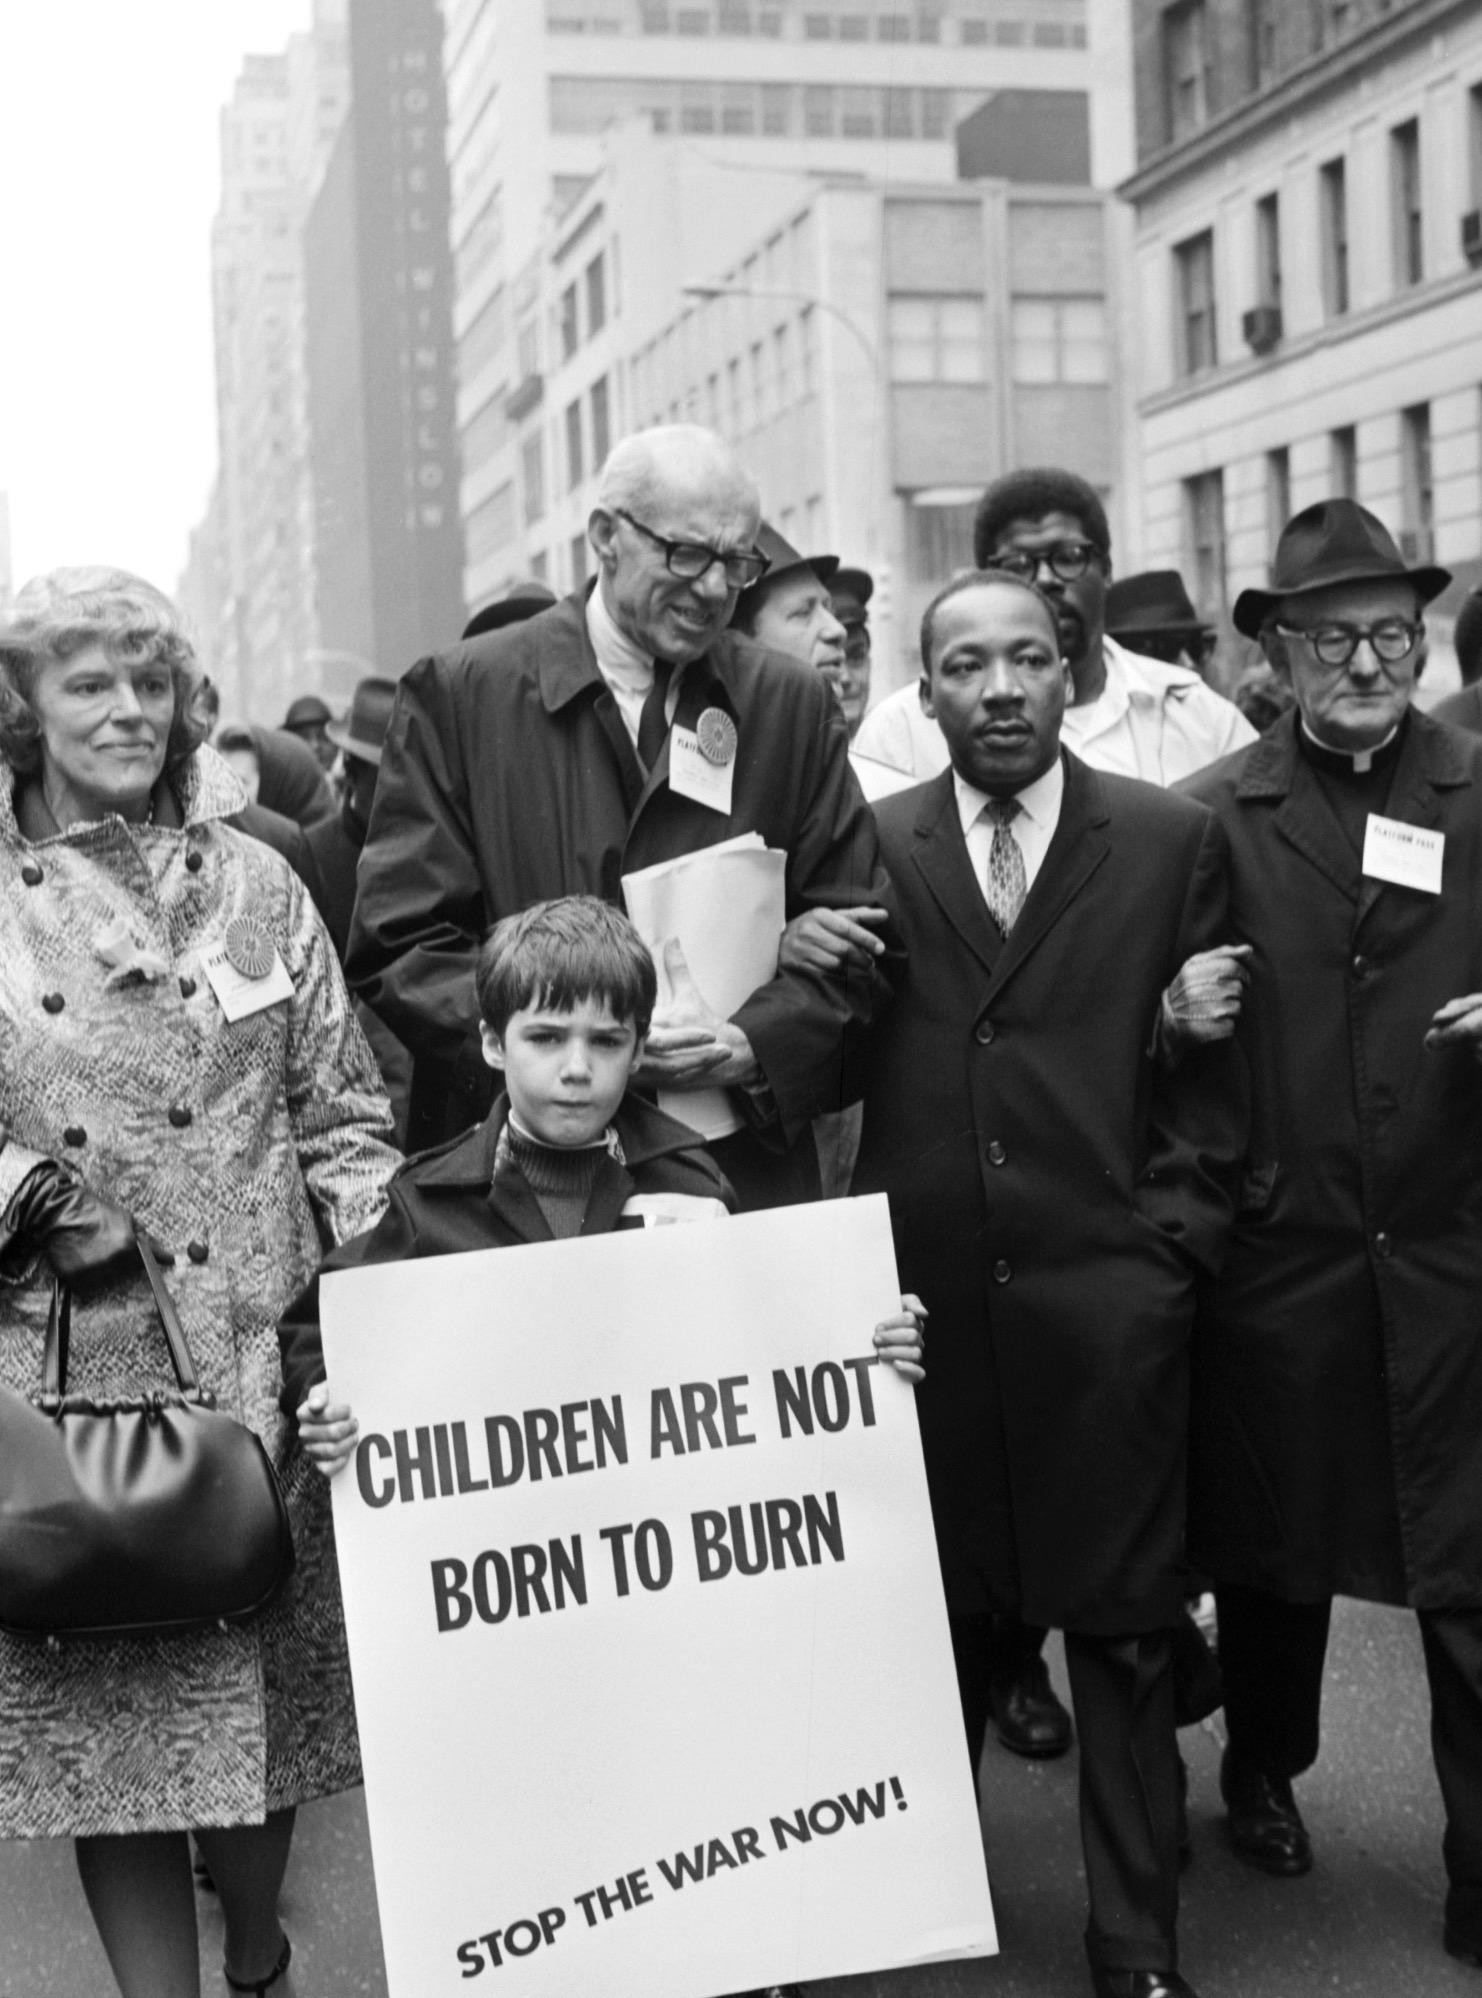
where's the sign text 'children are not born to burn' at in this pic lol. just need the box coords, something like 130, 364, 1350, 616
348, 1354, 887, 1634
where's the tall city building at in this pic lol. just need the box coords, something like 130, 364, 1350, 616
303, 0, 466, 690
445, 0, 1112, 613
187, 4, 350, 723
1118, 0, 1482, 673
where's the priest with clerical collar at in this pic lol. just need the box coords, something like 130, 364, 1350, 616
1179, 499, 1482, 1978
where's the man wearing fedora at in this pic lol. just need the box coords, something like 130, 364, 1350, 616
1180, 499, 1482, 1967
1104, 571, 1218, 678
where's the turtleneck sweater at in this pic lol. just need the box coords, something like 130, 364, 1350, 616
496, 1119, 614, 1239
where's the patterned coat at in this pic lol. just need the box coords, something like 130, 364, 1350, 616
0, 748, 398, 1838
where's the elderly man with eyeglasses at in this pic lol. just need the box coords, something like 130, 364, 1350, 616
855, 469, 1253, 789
347, 424, 890, 1211
1177, 499, 1482, 1970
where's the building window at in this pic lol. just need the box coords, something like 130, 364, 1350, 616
1400, 404, 1433, 560
1183, 470, 1227, 617
803, 12, 832, 36
1469, 83, 1482, 210
1319, 158, 1349, 317
565, 399, 584, 490
517, 319, 540, 382
1010, 298, 1108, 383
878, 13, 911, 39
1391, 118, 1423, 288
799, 307, 817, 394
522, 433, 545, 525
1330, 425, 1357, 500
1247, 0, 1278, 86
559, 283, 579, 361
570, 532, 589, 589
1174, 230, 1217, 376
773, 323, 793, 405
1164, 0, 1211, 144
718, 2, 753, 28
1254, 192, 1281, 310
804, 86, 835, 136
905, 501, 977, 584
466, 481, 516, 566
888, 296, 986, 383
590, 374, 611, 467
585, 253, 606, 337
1265, 447, 1290, 553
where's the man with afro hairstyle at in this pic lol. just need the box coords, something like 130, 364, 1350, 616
855, 467, 1252, 788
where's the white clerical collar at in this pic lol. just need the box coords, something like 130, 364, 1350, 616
1300, 717, 1401, 775
954, 753, 1065, 838
586, 578, 654, 690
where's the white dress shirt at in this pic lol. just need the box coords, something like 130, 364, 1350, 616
954, 755, 1065, 908
585, 583, 680, 748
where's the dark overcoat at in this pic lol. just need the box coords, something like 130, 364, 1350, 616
345, 593, 890, 1188
854, 755, 1245, 1635
1181, 711, 1482, 1608
278, 1092, 734, 1411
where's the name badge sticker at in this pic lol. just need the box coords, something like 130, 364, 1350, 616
201, 940, 295, 1022
667, 725, 734, 814
1362, 813, 1444, 895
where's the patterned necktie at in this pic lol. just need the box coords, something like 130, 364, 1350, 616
982, 796, 1026, 937
636, 660, 673, 771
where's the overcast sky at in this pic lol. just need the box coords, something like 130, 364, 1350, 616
0, 2, 310, 593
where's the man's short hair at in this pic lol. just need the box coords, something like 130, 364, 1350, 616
973, 469, 1112, 567
919, 569, 1060, 672
476, 897, 658, 1039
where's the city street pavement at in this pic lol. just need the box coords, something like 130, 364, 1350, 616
2, 1599, 1476, 1997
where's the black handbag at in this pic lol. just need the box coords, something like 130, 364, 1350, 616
0, 1239, 295, 1641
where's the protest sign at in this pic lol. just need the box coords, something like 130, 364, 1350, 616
323, 1194, 996, 1997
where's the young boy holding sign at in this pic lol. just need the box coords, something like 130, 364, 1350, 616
279, 895, 924, 1474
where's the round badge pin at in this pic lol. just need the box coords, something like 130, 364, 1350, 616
224, 913, 275, 981
696, 707, 738, 767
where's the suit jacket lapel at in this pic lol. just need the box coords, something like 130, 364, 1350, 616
486, 1154, 556, 1243
580, 1152, 639, 1235
986, 752, 1110, 998
909, 773, 1003, 978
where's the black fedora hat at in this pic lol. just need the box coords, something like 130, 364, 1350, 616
731, 523, 838, 627
829, 564, 874, 627
1105, 570, 1207, 638
283, 694, 332, 732
462, 580, 558, 640
326, 677, 398, 767
1233, 499, 1451, 639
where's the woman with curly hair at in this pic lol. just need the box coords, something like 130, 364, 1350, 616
0, 568, 400, 1996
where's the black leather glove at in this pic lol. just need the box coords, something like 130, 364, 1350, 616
1, 1161, 173, 1285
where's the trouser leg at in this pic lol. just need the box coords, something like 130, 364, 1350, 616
986, 1611, 1048, 1688
1216, 1583, 1332, 1777
948, 1609, 998, 1783
1064, 1627, 1181, 1975
1418, 1607, 1482, 1949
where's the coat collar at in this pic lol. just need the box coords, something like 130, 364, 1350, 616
2, 742, 247, 849
1232, 707, 1471, 911
908, 749, 1111, 993
533, 589, 749, 722
409, 1091, 707, 1190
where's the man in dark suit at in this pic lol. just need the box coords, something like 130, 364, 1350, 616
855, 570, 1244, 1998
1181, 501, 1482, 1970
347, 425, 889, 1206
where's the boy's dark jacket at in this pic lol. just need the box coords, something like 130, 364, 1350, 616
278, 1091, 734, 1412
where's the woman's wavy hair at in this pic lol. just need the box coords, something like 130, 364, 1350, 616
0, 567, 211, 777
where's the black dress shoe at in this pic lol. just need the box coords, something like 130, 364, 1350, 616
1220, 1746, 1313, 1875
1090, 1969, 1199, 1998
991, 1654, 1073, 1758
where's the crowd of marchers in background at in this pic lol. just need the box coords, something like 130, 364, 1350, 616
1, 426, 1481, 1998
